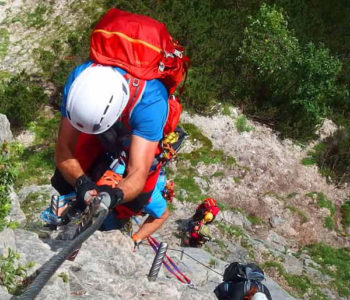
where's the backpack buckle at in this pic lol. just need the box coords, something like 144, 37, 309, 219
174, 49, 183, 58
158, 62, 165, 72
132, 78, 140, 87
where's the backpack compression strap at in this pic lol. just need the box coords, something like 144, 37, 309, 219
121, 73, 147, 130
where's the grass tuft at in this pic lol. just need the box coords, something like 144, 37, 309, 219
306, 192, 336, 216
341, 201, 350, 227
263, 261, 327, 299
235, 115, 254, 133
180, 123, 236, 166
0, 150, 17, 231
247, 215, 264, 225
324, 216, 334, 230
0, 249, 34, 295
305, 243, 350, 297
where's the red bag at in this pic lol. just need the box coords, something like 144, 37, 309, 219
90, 8, 190, 95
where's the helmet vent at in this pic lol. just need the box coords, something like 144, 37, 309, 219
76, 122, 84, 128
67, 110, 71, 120
103, 105, 110, 115
93, 123, 101, 132
109, 95, 113, 103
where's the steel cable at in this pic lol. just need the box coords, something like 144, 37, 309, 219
12, 209, 108, 300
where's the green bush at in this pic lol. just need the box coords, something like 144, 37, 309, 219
0, 249, 34, 295
272, 0, 350, 86
0, 72, 47, 130
341, 201, 350, 227
324, 216, 334, 230
235, 115, 254, 133
8, 113, 59, 188
0, 153, 17, 231
238, 4, 346, 140
302, 143, 326, 167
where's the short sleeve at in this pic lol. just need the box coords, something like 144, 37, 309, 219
129, 79, 168, 142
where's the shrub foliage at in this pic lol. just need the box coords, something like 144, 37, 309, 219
237, 4, 346, 140
0, 72, 47, 130
0, 152, 17, 231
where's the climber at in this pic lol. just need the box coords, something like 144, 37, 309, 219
48, 7, 189, 245
183, 198, 219, 247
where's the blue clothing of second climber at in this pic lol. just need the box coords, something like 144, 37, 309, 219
143, 169, 167, 218
102, 165, 167, 230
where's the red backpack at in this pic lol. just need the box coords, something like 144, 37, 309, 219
90, 8, 190, 135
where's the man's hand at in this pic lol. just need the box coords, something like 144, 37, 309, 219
97, 185, 124, 208
74, 174, 99, 210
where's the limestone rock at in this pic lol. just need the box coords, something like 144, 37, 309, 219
316, 119, 337, 140
14, 229, 55, 271
0, 285, 11, 300
216, 210, 251, 228
264, 277, 296, 300
0, 228, 16, 255
282, 254, 303, 275
17, 185, 57, 204
15, 130, 35, 147
265, 232, 287, 252
0, 114, 13, 142
9, 189, 26, 225
269, 215, 284, 228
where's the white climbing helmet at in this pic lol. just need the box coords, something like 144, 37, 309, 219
66, 65, 130, 134
251, 292, 268, 300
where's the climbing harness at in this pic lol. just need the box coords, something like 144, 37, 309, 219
163, 180, 175, 203
157, 126, 187, 166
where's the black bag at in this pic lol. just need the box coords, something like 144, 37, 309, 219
214, 262, 272, 300
223, 262, 265, 283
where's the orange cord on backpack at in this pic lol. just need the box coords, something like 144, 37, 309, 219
244, 286, 259, 300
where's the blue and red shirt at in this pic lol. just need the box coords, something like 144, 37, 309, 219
61, 61, 168, 142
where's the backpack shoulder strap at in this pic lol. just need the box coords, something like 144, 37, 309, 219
122, 73, 147, 129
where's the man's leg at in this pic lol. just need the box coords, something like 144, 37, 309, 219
133, 208, 169, 240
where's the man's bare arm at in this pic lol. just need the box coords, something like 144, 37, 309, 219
117, 134, 158, 202
55, 117, 84, 185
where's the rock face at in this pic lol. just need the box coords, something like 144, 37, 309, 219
316, 119, 338, 140
0, 114, 13, 142
180, 111, 350, 249
2, 227, 295, 300
8, 189, 26, 225
0, 188, 297, 300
